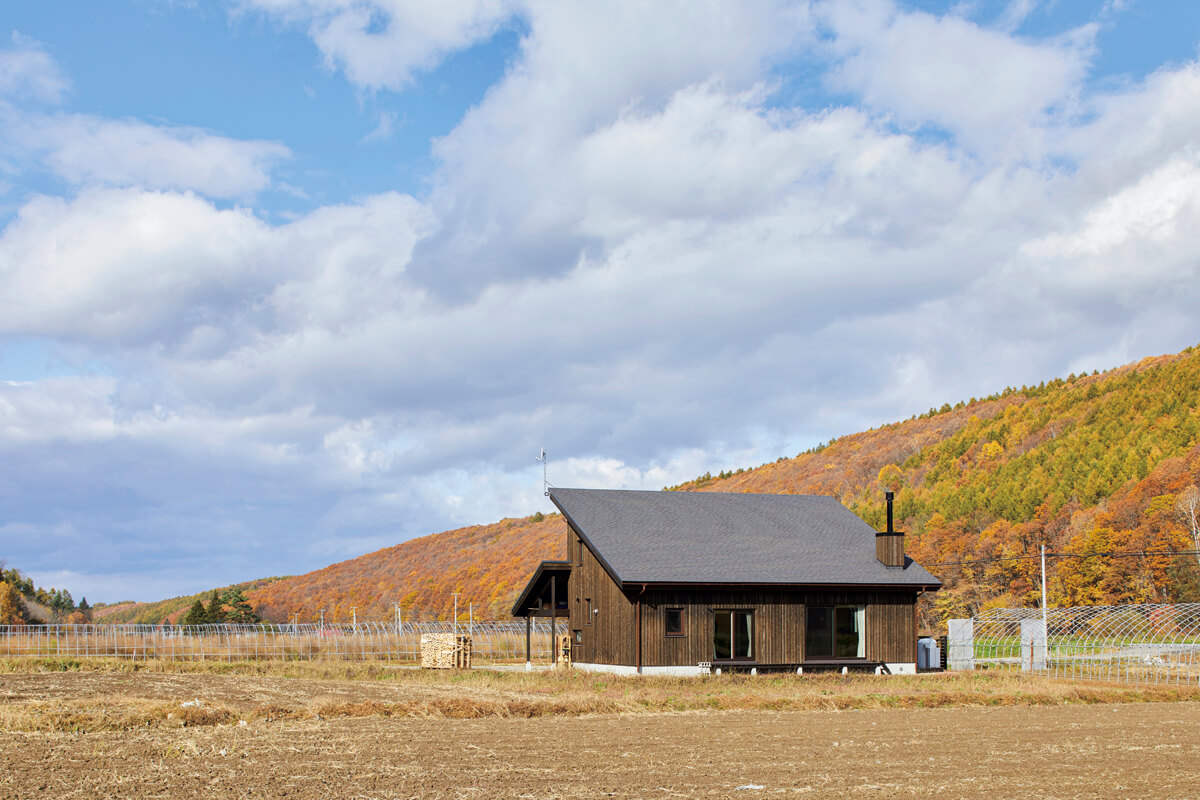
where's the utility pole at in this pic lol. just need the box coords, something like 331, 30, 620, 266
351, 607, 358, 627
1041, 544, 1050, 668
452, 593, 461, 637
394, 603, 401, 631
319, 608, 325, 628
469, 602, 474, 639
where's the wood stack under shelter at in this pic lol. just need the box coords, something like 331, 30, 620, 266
420, 633, 472, 669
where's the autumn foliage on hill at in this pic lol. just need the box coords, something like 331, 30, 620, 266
92, 579, 282, 624
246, 514, 566, 624
674, 347, 1200, 628
112, 345, 1200, 628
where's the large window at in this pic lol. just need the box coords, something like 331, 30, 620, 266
805, 605, 865, 659
713, 610, 753, 660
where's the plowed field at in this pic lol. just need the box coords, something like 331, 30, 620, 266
1, 671, 1197, 799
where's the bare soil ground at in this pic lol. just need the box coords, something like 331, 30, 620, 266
1, 668, 1197, 799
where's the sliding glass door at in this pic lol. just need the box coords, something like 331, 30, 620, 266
713, 610, 753, 660
805, 605, 865, 659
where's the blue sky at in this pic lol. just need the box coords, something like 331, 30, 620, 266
2, 0, 1200, 604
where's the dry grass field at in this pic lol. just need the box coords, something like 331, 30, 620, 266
2, 660, 1198, 798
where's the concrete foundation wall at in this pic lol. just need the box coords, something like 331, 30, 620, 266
573, 662, 710, 677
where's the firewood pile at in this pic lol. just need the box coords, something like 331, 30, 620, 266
420, 633, 472, 669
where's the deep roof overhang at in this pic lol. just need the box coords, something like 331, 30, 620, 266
622, 581, 941, 592
510, 560, 572, 618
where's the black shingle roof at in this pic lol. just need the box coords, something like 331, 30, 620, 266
548, 488, 941, 588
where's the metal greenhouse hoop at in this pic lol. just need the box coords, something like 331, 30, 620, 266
0, 621, 561, 663
966, 604, 1200, 685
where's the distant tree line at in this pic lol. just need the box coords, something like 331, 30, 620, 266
180, 587, 261, 625
0, 563, 91, 625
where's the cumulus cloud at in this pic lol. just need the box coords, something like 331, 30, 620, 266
819, 0, 1093, 155
0, 188, 431, 349
0, 190, 272, 345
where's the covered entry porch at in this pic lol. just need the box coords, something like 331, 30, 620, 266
511, 560, 571, 669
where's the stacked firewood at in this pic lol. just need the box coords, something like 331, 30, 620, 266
420, 633, 472, 669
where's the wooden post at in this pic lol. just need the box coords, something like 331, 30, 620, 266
550, 576, 557, 667
913, 593, 919, 670
636, 595, 642, 675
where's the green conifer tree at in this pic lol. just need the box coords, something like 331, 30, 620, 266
182, 599, 207, 626
204, 590, 226, 624
221, 588, 260, 624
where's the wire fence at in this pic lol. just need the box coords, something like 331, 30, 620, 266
0, 621, 563, 663
950, 604, 1200, 685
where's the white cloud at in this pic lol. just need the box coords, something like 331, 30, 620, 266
819, 0, 1093, 155
237, 0, 520, 90
0, 189, 272, 344
996, 0, 1038, 32
361, 109, 398, 142
1057, 62, 1200, 190
0, 32, 69, 104
3, 113, 290, 198
0, 188, 430, 347
1022, 154, 1200, 268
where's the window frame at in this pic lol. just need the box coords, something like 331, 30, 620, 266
712, 608, 754, 661
664, 607, 685, 637
804, 604, 866, 660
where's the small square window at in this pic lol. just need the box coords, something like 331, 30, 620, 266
573, 630, 582, 645
665, 608, 684, 636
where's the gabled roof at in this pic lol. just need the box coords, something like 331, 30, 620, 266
548, 488, 940, 588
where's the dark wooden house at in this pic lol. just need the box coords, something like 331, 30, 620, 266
513, 488, 940, 675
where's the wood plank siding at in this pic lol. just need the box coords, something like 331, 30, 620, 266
568, 528, 636, 666
566, 521, 919, 668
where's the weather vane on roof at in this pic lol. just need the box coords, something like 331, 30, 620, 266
536, 447, 549, 496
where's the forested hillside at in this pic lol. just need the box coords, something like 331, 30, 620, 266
0, 564, 92, 624
106, 346, 1200, 628
674, 349, 1200, 626
246, 514, 565, 623
92, 579, 282, 624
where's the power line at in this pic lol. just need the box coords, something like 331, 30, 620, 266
923, 549, 1200, 568
923, 554, 1040, 568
